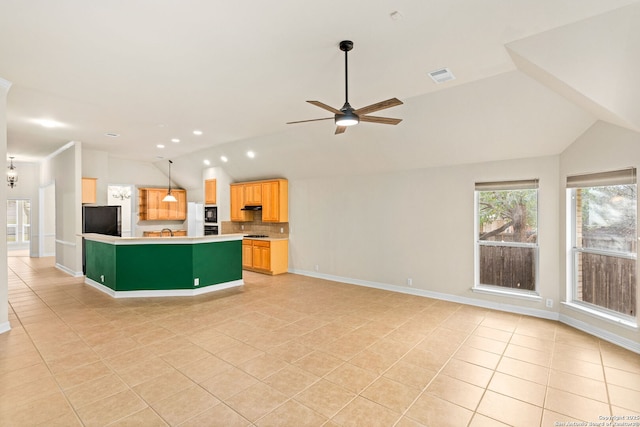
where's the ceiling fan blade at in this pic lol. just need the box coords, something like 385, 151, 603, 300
359, 115, 403, 125
307, 101, 342, 114
286, 117, 334, 125
335, 126, 347, 135
354, 98, 403, 116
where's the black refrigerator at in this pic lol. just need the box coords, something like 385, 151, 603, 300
82, 205, 122, 273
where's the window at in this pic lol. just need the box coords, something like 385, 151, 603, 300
475, 180, 539, 295
568, 168, 637, 321
7, 199, 30, 246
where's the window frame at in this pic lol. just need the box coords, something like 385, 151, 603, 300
567, 172, 637, 326
473, 180, 540, 298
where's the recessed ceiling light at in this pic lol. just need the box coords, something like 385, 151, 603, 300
203, 159, 210, 166
220, 155, 228, 163
105, 132, 120, 138
156, 144, 165, 149
193, 130, 203, 136
247, 151, 255, 159
171, 138, 180, 143
33, 118, 64, 128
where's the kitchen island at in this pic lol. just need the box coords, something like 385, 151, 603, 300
83, 233, 244, 298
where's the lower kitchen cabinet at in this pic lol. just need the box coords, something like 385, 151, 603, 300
142, 230, 187, 237
241, 239, 288, 275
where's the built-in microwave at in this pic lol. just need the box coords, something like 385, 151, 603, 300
204, 206, 217, 223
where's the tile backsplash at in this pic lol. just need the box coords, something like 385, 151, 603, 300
221, 220, 289, 237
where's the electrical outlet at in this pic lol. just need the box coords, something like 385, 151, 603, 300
314, 264, 319, 272
100, 275, 104, 282
546, 298, 553, 308
280, 227, 284, 233
407, 278, 413, 286
241, 225, 244, 230
194, 278, 200, 286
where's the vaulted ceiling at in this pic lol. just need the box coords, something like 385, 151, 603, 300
1, 1, 638, 183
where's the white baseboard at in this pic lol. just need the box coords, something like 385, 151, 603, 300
290, 268, 638, 354
84, 277, 244, 298
559, 314, 640, 354
0, 321, 11, 334
55, 263, 83, 277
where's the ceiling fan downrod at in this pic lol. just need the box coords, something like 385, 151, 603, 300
338, 40, 357, 121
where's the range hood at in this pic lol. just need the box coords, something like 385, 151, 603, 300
241, 205, 262, 211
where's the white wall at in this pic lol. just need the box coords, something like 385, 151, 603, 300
203, 166, 232, 222
0, 77, 11, 334
290, 155, 560, 315
41, 142, 83, 276
559, 121, 640, 346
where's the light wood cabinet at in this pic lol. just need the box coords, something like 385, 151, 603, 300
143, 230, 187, 237
261, 180, 288, 222
242, 239, 288, 275
230, 184, 252, 222
244, 182, 262, 205
230, 179, 288, 223
138, 188, 187, 221
242, 239, 253, 268
82, 178, 97, 204
204, 179, 217, 205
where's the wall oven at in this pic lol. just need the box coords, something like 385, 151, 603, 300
204, 225, 219, 236
204, 206, 217, 223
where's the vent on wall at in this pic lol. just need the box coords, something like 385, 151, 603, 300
428, 68, 455, 84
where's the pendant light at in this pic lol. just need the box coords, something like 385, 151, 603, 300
7, 156, 17, 188
162, 160, 177, 202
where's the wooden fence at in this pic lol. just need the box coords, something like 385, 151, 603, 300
579, 252, 636, 316
480, 247, 636, 316
479, 245, 535, 291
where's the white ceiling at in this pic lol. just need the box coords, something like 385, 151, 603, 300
1, 0, 639, 181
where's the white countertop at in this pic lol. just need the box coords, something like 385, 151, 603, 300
82, 233, 245, 245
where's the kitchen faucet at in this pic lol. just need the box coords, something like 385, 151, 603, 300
160, 228, 173, 237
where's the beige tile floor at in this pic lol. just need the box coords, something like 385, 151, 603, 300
1, 255, 639, 426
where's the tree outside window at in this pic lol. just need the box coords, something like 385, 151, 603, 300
475, 180, 538, 293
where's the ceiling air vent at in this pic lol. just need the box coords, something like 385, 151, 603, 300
428, 68, 455, 84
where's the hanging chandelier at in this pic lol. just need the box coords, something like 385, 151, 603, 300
7, 157, 17, 188
110, 186, 131, 200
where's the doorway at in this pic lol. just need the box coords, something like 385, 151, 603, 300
7, 199, 31, 255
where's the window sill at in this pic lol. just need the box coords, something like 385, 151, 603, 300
472, 286, 542, 302
561, 302, 638, 330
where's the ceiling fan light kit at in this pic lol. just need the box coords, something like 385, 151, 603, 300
335, 103, 359, 127
287, 40, 402, 134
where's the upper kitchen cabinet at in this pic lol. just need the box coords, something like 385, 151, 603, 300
262, 179, 288, 222
244, 182, 262, 206
82, 178, 97, 204
230, 179, 288, 223
204, 179, 217, 205
230, 184, 252, 222
138, 187, 187, 220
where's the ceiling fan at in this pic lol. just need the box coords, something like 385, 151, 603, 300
287, 40, 403, 135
